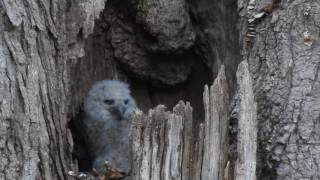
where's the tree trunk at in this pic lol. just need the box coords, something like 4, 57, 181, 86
0, 0, 106, 179
1, 0, 319, 179
238, 0, 320, 179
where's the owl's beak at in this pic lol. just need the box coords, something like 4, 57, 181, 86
114, 105, 126, 118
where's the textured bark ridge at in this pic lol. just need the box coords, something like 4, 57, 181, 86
238, 0, 320, 179
0, 0, 106, 179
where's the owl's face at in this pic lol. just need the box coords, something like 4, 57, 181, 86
99, 91, 135, 119
84, 80, 136, 122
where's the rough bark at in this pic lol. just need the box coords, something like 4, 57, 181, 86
1, 0, 236, 178
234, 60, 257, 180
0, 0, 106, 179
4, 0, 319, 179
238, 0, 320, 179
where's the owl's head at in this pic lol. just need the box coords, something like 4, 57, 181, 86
84, 80, 136, 122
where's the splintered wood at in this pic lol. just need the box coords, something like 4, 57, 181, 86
201, 65, 229, 180
130, 103, 193, 180
130, 64, 257, 180
234, 61, 257, 180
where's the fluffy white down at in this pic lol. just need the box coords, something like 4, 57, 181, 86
81, 80, 136, 174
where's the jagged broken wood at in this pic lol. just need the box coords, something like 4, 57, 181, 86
130, 65, 231, 180
130, 102, 192, 180
129, 63, 258, 180
234, 60, 257, 180
201, 65, 229, 180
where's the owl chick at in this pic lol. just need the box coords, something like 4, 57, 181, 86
81, 80, 136, 174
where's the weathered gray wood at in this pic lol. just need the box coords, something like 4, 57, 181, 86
234, 60, 257, 180
130, 106, 183, 180
173, 101, 193, 180
192, 124, 205, 180
201, 65, 230, 180
130, 101, 194, 180
130, 66, 231, 180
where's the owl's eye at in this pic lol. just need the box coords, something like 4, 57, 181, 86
124, 99, 129, 105
103, 99, 114, 105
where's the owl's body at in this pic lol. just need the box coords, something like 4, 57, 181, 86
81, 80, 136, 174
